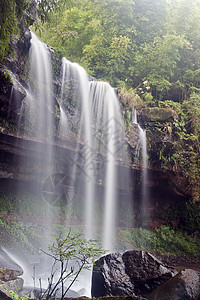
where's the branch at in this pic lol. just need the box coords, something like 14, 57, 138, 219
46, 269, 74, 298
63, 260, 86, 297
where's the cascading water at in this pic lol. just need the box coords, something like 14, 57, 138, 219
17, 32, 56, 251
133, 109, 148, 226
60, 58, 95, 241
18, 34, 131, 249
89, 81, 125, 251
139, 126, 148, 220
13, 33, 132, 296
60, 59, 127, 250
29, 32, 54, 142
29, 32, 55, 235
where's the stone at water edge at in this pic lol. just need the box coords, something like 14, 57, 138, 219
0, 278, 24, 294
0, 248, 23, 281
91, 250, 176, 298
122, 250, 176, 296
0, 290, 13, 300
91, 252, 135, 297
148, 269, 200, 300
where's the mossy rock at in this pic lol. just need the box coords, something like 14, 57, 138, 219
141, 107, 176, 122
42, 297, 140, 300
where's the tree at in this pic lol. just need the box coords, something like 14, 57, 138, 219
37, 0, 135, 85
36, 0, 73, 23
132, 0, 168, 45
130, 34, 191, 100
40, 230, 104, 299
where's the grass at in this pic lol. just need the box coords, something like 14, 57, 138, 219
119, 225, 200, 257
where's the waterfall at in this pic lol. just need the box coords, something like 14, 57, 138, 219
29, 32, 54, 142
60, 58, 95, 240
16, 33, 131, 254
139, 126, 148, 220
60, 59, 126, 250
89, 81, 124, 251
16, 32, 56, 251
132, 108, 137, 124
8, 32, 134, 296
133, 110, 148, 226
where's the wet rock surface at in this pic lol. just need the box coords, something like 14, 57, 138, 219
154, 252, 200, 272
92, 250, 175, 298
92, 252, 135, 297
0, 278, 24, 293
148, 269, 200, 300
139, 107, 176, 123
123, 250, 175, 296
0, 248, 23, 298
0, 248, 23, 281
0, 290, 13, 300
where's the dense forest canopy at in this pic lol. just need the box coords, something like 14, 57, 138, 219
1, 0, 200, 203
34, 0, 200, 202
36, 0, 200, 103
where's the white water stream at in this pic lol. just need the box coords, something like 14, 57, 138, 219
132, 109, 148, 225
60, 59, 126, 250
14, 33, 132, 296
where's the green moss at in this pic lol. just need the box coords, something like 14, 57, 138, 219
119, 226, 200, 257
0, 218, 46, 253
0, 0, 26, 65
53, 297, 136, 300
142, 107, 175, 122
157, 202, 200, 236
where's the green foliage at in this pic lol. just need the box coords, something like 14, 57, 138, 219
170, 93, 200, 201
0, 0, 26, 64
119, 87, 143, 109
158, 201, 200, 235
119, 225, 200, 257
0, 194, 15, 214
35, 0, 73, 25
41, 230, 105, 299
36, 0, 135, 85
0, 192, 47, 217
0, 219, 39, 253
8, 290, 28, 300
36, 0, 200, 101
146, 95, 200, 201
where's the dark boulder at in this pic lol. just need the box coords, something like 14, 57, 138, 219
148, 269, 200, 300
123, 250, 175, 296
91, 252, 135, 297
0, 290, 13, 300
91, 250, 175, 298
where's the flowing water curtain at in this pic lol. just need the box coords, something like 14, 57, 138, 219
133, 109, 148, 227
29, 32, 55, 141
59, 58, 95, 240
89, 81, 128, 250
59, 59, 133, 250
28, 32, 56, 250
27, 35, 133, 251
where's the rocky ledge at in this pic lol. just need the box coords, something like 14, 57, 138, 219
92, 250, 200, 300
0, 248, 23, 298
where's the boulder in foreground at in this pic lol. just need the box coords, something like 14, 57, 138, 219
148, 268, 200, 300
92, 250, 175, 298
